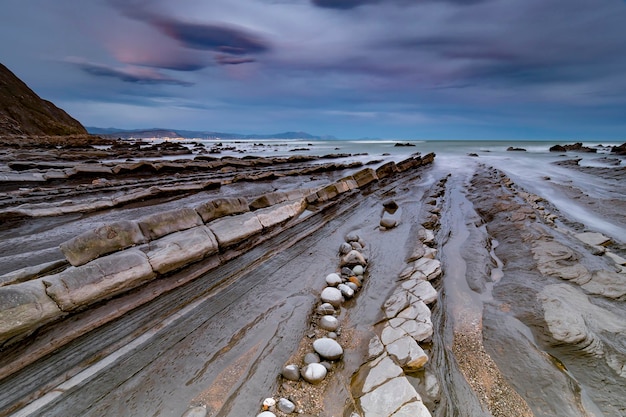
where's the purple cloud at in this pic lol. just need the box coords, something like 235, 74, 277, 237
67, 58, 194, 86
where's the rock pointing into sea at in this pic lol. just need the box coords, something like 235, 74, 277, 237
313, 337, 344, 360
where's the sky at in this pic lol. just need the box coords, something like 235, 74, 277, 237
1, 0, 626, 140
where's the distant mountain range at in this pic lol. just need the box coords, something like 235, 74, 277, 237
87, 127, 336, 140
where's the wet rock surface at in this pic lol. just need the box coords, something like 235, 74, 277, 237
1, 141, 625, 417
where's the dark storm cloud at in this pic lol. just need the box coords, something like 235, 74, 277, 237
108, 0, 270, 65
152, 20, 270, 55
70, 59, 194, 86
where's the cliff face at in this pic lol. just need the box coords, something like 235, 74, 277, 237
0, 63, 87, 136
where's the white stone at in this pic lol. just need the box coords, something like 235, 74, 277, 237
321, 287, 344, 307
320, 315, 339, 331
256, 412, 276, 417
301, 363, 327, 384
313, 337, 344, 360
353, 265, 364, 276
325, 273, 342, 286
262, 398, 276, 408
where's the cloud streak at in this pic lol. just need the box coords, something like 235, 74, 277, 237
66, 58, 194, 86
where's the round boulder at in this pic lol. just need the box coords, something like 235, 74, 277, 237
320, 315, 339, 331
321, 287, 344, 307
282, 364, 300, 381
313, 337, 344, 360
301, 363, 327, 384
317, 302, 336, 315
352, 265, 364, 276
325, 273, 342, 287
277, 398, 296, 414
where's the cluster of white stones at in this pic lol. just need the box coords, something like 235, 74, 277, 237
256, 232, 369, 417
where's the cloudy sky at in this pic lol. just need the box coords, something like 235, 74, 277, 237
2, 0, 626, 139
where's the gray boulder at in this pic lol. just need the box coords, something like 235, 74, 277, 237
317, 302, 336, 315
325, 273, 342, 287
321, 287, 344, 307
282, 364, 300, 381
320, 315, 339, 331
60, 220, 146, 266
313, 337, 344, 360
277, 398, 296, 414
301, 363, 327, 384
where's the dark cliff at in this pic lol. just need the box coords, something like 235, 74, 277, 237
0, 63, 87, 136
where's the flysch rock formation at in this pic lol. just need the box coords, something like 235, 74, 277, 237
0, 154, 435, 352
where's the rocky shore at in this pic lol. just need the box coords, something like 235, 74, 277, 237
1, 138, 625, 417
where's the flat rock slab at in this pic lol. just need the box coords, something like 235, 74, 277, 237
44, 249, 156, 312
359, 376, 421, 417
575, 232, 611, 247
208, 211, 263, 247
195, 197, 249, 223
255, 200, 305, 229
137, 207, 203, 240
145, 226, 219, 274
60, 220, 146, 266
0, 279, 62, 344
356, 354, 404, 394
